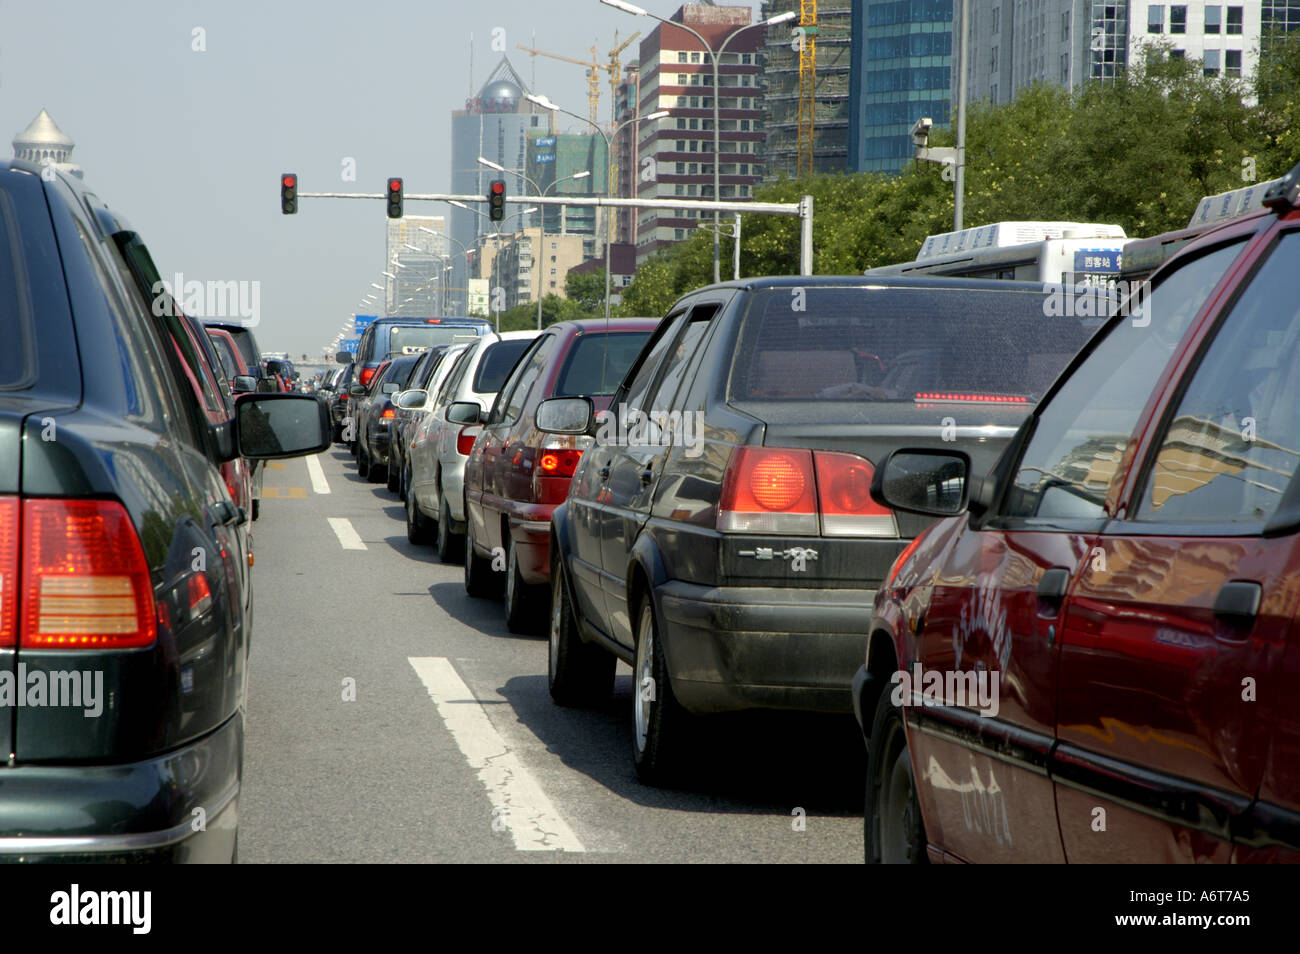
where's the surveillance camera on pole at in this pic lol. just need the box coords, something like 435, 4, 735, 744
911, 116, 957, 168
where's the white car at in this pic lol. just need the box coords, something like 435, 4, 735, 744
405, 331, 541, 561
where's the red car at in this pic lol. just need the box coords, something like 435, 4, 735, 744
459, 318, 658, 633
858, 163, 1300, 863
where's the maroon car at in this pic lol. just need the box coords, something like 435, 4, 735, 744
858, 162, 1300, 863
459, 318, 658, 633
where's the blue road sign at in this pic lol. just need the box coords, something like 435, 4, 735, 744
354, 314, 377, 334
340, 338, 360, 355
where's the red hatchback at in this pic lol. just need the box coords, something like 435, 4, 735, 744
858, 163, 1300, 864
460, 318, 658, 633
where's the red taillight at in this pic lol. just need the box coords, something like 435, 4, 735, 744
360, 366, 376, 387
914, 392, 1028, 405
539, 449, 583, 477
381, 408, 395, 419
0, 497, 18, 646
718, 448, 818, 534
718, 447, 898, 538
187, 572, 213, 617
814, 452, 897, 537
20, 499, 157, 649
457, 427, 479, 456
339, 393, 349, 403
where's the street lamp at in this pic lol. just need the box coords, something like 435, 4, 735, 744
528, 92, 669, 323
531, 169, 593, 330
602, 0, 796, 283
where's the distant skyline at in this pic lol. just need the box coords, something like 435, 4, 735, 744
0, 0, 702, 354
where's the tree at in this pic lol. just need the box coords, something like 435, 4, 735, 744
565, 269, 606, 314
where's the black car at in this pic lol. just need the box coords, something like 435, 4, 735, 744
330, 361, 355, 442
544, 277, 1098, 784
341, 316, 491, 392
0, 159, 329, 861
352, 353, 421, 484
388, 345, 449, 496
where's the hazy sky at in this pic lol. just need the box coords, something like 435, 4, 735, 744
0, 0, 698, 354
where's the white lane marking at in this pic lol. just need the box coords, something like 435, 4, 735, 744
306, 454, 331, 495
408, 656, 585, 853
327, 517, 367, 550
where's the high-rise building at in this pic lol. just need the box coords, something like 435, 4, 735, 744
386, 216, 446, 317
525, 130, 608, 259
759, 0, 855, 179
449, 57, 552, 313
634, 4, 767, 265
490, 228, 588, 310
614, 63, 643, 245
1128, 0, 1262, 80
848, 0, 954, 174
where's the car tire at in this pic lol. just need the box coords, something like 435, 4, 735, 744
436, 494, 464, 564
548, 557, 614, 707
367, 449, 386, 484
357, 444, 370, 481
331, 422, 343, 443
631, 596, 691, 786
406, 477, 431, 545
504, 536, 546, 635
463, 511, 501, 599
251, 499, 260, 522
386, 455, 400, 494
864, 685, 928, 864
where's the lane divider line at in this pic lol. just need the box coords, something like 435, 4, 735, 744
328, 517, 367, 550
306, 454, 331, 495
408, 656, 585, 853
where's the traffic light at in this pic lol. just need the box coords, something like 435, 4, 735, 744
280, 173, 297, 215
386, 177, 403, 219
488, 179, 505, 222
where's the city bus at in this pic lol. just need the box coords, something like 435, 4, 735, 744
863, 221, 1129, 286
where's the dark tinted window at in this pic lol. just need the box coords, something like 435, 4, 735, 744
208, 333, 240, 379
386, 356, 420, 389
556, 331, 654, 397
649, 313, 714, 414
501, 336, 555, 424
731, 286, 1097, 405
0, 190, 36, 389
222, 327, 259, 369
387, 325, 484, 356
622, 311, 688, 411
473, 339, 534, 393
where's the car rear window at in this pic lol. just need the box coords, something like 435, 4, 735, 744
0, 191, 36, 389
387, 325, 484, 356
208, 333, 240, 379
473, 339, 533, 393
730, 286, 1098, 408
556, 331, 654, 397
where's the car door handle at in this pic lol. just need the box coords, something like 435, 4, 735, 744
1214, 581, 1261, 624
214, 500, 246, 527
638, 468, 654, 485
1037, 567, 1070, 603
598, 463, 611, 481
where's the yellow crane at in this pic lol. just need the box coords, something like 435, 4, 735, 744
797, 0, 818, 179
606, 30, 641, 127
516, 44, 604, 127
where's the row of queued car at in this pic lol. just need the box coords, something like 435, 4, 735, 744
0, 160, 330, 861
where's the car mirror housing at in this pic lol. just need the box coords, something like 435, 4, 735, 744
395, 389, 428, 409
336, 351, 352, 364
349, 384, 368, 397
446, 401, 483, 425
871, 449, 971, 517
234, 393, 331, 460
232, 375, 258, 394
535, 396, 594, 436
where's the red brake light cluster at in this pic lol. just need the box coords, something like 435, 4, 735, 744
456, 427, 479, 457
0, 498, 17, 646
19, 499, 157, 649
914, 392, 1028, 405
381, 409, 395, 419
360, 366, 377, 387
539, 449, 583, 477
718, 447, 897, 538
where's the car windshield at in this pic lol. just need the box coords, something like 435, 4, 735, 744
473, 339, 534, 393
555, 331, 654, 397
729, 286, 1100, 409
387, 325, 484, 355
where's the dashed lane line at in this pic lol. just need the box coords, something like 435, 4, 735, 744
327, 517, 367, 550
306, 454, 331, 495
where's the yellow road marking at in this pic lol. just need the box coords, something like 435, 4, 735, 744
261, 487, 307, 498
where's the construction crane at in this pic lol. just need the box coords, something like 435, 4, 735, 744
796, 0, 818, 179
606, 30, 640, 127
516, 44, 605, 126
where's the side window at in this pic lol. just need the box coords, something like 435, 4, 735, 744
501, 336, 555, 425
647, 306, 718, 415
487, 339, 540, 425
1136, 232, 1300, 526
1001, 239, 1247, 521
438, 349, 474, 405
622, 309, 689, 411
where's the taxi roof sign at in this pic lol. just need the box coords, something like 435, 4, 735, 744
1189, 178, 1283, 228
915, 221, 1127, 261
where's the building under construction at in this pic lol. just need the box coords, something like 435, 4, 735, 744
759, 0, 853, 180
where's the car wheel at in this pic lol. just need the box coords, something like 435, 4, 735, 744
504, 536, 546, 635
548, 557, 614, 706
864, 685, 928, 864
251, 499, 260, 522
368, 450, 386, 484
386, 455, 400, 493
331, 422, 343, 443
463, 510, 501, 599
357, 445, 370, 480
631, 596, 690, 786
406, 478, 431, 545
436, 494, 464, 564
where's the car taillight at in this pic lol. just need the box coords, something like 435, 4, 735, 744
360, 366, 376, 387
0, 497, 17, 646
20, 499, 156, 649
717, 447, 898, 538
339, 393, 349, 402
457, 427, 479, 456
539, 449, 583, 477
718, 447, 818, 534
381, 408, 395, 419
814, 452, 897, 537
914, 392, 1028, 405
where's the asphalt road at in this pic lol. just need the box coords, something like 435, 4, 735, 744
239, 444, 866, 863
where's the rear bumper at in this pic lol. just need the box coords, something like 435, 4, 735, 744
441, 457, 467, 522
0, 714, 241, 863
507, 504, 557, 585
655, 580, 874, 715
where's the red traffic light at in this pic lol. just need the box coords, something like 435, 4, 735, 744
491, 181, 505, 195
282, 175, 296, 188
389, 179, 402, 192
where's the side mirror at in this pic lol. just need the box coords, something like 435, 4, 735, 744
381, 382, 399, 395
870, 449, 971, 517
265, 360, 284, 376
395, 389, 428, 409
234, 393, 331, 460
349, 384, 368, 397
232, 375, 258, 394
336, 351, 351, 364
446, 401, 483, 425
535, 396, 594, 435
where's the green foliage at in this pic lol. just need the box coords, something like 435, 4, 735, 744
493, 295, 587, 332
615, 37, 1300, 310
565, 269, 606, 313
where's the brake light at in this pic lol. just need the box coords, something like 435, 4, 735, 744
340, 393, 349, 403
425, 319, 442, 324
0, 498, 17, 646
20, 499, 156, 649
814, 452, 897, 537
457, 427, 479, 456
539, 449, 583, 477
718, 448, 818, 534
382, 409, 395, 419
914, 392, 1028, 405
360, 366, 376, 387
187, 572, 213, 617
